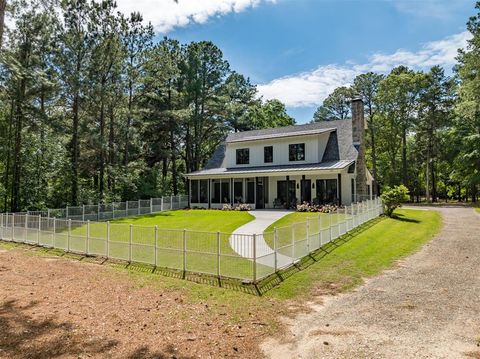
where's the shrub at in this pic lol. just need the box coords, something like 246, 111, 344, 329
222, 203, 252, 211
381, 185, 410, 217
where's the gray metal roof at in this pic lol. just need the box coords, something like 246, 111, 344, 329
227, 127, 336, 143
187, 160, 355, 177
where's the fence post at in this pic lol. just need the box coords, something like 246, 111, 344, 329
126, 201, 129, 216
11, 213, 15, 241
66, 205, 69, 219
53, 217, 56, 248
129, 224, 133, 262
154, 225, 158, 267
329, 211, 332, 242
291, 226, 295, 263
25, 213, 29, 243
273, 227, 278, 272
150, 198, 153, 214
37, 215, 41, 245
98, 203, 101, 221
68, 219, 71, 252
318, 214, 322, 248
170, 196, 173, 210
306, 218, 310, 253
112, 202, 115, 219
253, 234, 257, 283
217, 231, 221, 279
161, 197, 164, 212
47, 209, 50, 220
86, 220, 90, 255
0, 213, 3, 240
106, 221, 110, 258
178, 195, 181, 209
182, 229, 187, 278
138, 200, 141, 215
82, 205, 85, 221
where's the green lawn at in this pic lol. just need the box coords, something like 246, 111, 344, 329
474, 206, 480, 214
266, 208, 442, 299
262, 212, 350, 259
14, 210, 258, 280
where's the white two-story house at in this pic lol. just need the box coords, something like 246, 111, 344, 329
186, 98, 373, 209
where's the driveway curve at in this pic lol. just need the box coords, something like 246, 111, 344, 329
262, 206, 480, 358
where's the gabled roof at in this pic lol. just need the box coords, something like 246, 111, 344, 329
190, 119, 359, 177
226, 126, 336, 143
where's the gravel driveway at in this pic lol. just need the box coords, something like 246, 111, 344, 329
261, 206, 480, 359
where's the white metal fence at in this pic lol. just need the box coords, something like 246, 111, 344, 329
11, 195, 189, 221
0, 198, 383, 283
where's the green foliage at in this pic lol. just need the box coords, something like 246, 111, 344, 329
0, 0, 293, 212
313, 86, 354, 121
381, 185, 410, 217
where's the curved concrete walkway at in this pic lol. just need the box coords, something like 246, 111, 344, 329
229, 210, 293, 268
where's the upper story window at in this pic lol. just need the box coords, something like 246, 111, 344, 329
289, 143, 305, 161
236, 148, 250, 165
264, 146, 273, 163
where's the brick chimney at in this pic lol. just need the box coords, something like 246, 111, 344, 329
351, 97, 368, 199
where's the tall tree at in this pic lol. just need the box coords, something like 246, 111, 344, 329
453, 1, 480, 202
0, 0, 6, 49
313, 86, 354, 122
353, 72, 384, 194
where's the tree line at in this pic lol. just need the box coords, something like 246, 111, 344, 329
314, 2, 480, 202
0, 0, 294, 212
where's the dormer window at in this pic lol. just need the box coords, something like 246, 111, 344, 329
236, 148, 249, 165
264, 146, 273, 163
289, 143, 305, 161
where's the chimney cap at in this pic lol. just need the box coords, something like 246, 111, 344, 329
351, 96, 363, 102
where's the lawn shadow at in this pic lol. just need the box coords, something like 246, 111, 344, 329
0, 299, 118, 359
0, 299, 201, 359
391, 212, 421, 224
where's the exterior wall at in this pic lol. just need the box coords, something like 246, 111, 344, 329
224, 132, 331, 168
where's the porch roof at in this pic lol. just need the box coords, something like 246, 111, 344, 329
186, 160, 354, 178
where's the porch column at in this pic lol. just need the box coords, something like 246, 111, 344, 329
301, 175, 306, 203
230, 178, 234, 205
337, 173, 342, 206
187, 178, 191, 208
286, 175, 290, 209
208, 179, 211, 209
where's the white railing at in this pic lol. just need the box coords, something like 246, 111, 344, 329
0, 197, 383, 284
13, 195, 189, 221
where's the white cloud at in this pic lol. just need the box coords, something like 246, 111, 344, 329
257, 31, 472, 108
392, 0, 465, 20
115, 0, 276, 33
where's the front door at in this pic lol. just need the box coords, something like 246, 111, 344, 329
256, 177, 264, 209
301, 179, 312, 203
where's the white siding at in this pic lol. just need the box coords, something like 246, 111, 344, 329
225, 132, 331, 168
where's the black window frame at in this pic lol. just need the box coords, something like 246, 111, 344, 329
264, 146, 273, 163
236, 148, 250, 165
289, 143, 305, 161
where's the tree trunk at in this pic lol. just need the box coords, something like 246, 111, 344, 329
71, 93, 80, 205
99, 83, 106, 200
2, 98, 14, 211
11, 79, 26, 212
0, 0, 6, 50
108, 104, 115, 191
402, 126, 408, 187
124, 80, 133, 166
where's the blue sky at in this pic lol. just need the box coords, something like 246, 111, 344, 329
117, 0, 476, 123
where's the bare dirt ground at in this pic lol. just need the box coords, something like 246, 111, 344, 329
261, 206, 480, 359
0, 248, 275, 359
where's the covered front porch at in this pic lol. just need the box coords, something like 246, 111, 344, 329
188, 170, 357, 209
